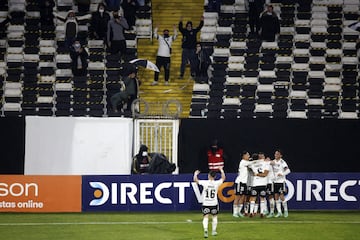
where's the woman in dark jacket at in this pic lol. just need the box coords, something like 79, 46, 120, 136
90, 3, 110, 40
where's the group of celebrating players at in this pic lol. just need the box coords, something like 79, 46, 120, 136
233, 149, 290, 218
193, 149, 290, 238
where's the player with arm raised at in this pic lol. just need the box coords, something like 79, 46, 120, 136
271, 149, 291, 217
194, 166, 225, 238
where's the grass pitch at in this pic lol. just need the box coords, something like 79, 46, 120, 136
0, 211, 359, 240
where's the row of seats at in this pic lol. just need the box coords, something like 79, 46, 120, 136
0, 0, 152, 117
190, 0, 360, 119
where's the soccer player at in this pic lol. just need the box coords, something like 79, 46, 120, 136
248, 153, 269, 217
261, 153, 276, 217
194, 166, 226, 238
233, 151, 252, 217
271, 149, 291, 217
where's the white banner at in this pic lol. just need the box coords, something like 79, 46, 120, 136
25, 117, 133, 175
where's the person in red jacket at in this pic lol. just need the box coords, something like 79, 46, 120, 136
207, 140, 225, 171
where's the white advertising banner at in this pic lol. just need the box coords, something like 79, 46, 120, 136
25, 116, 133, 175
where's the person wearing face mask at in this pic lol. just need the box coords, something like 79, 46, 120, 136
54, 10, 91, 49
207, 139, 226, 172
259, 4, 280, 42
194, 42, 211, 83
69, 40, 89, 76
151, 25, 178, 86
90, 3, 110, 41
107, 11, 129, 59
178, 16, 204, 79
132, 145, 151, 174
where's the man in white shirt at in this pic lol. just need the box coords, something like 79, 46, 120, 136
271, 149, 291, 217
248, 153, 269, 218
233, 151, 252, 217
194, 166, 225, 238
151, 25, 177, 86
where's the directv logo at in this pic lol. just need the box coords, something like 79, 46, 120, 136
88, 181, 195, 206
89, 182, 110, 206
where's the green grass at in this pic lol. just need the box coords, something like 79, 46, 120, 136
0, 211, 359, 240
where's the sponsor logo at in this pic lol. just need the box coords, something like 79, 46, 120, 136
0, 182, 38, 197
87, 179, 360, 207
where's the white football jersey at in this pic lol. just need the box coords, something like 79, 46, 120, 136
238, 159, 252, 184
266, 161, 275, 184
198, 179, 224, 206
249, 160, 270, 186
272, 158, 290, 183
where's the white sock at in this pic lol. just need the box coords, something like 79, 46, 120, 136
250, 201, 255, 214
264, 199, 268, 212
203, 217, 208, 231
276, 200, 282, 214
269, 198, 275, 214
233, 205, 239, 215
282, 200, 288, 212
260, 200, 265, 214
254, 203, 259, 214
244, 202, 249, 214
212, 216, 218, 232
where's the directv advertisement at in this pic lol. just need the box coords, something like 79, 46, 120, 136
82, 173, 360, 212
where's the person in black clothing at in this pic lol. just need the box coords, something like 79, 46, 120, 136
121, 0, 138, 30
74, 0, 90, 14
207, 0, 221, 13
132, 145, 151, 174
247, 0, 265, 36
40, 0, 55, 27
194, 42, 211, 83
259, 4, 280, 42
178, 16, 204, 79
69, 40, 88, 76
90, 3, 110, 41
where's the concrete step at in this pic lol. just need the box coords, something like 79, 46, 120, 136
137, 0, 204, 118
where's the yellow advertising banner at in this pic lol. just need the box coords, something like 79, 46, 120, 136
0, 175, 81, 212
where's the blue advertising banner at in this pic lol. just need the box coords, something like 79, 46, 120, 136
82, 173, 360, 212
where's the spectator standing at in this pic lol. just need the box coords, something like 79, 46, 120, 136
207, 139, 226, 171
105, 0, 121, 12
247, 0, 265, 36
259, 4, 280, 41
69, 40, 89, 76
194, 42, 211, 83
193, 167, 226, 238
110, 65, 139, 112
107, 11, 129, 59
178, 16, 204, 79
207, 0, 222, 13
90, 3, 111, 41
54, 10, 91, 49
40, 0, 55, 27
151, 25, 178, 86
74, 0, 90, 14
121, 0, 138, 31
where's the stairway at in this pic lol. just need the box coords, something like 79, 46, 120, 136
136, 0, 204, 118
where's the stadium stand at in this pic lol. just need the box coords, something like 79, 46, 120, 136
0, 0, 152, 117
190, 0, 360, 119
